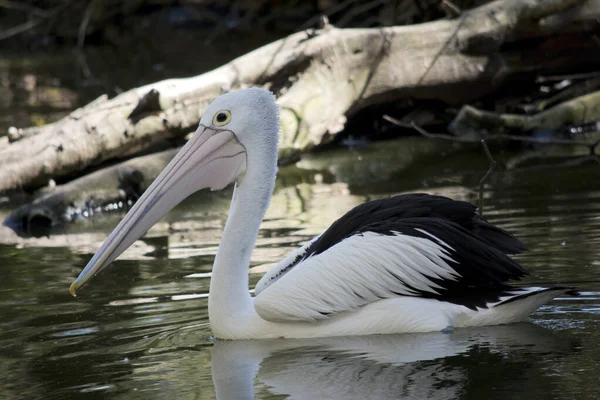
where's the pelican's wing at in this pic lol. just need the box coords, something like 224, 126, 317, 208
255, 234, 321, 296
254, 194, 527, 322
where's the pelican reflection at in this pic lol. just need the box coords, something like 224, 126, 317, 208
210, 323, 574, 400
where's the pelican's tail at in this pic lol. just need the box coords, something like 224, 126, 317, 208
454, 286, 578, 328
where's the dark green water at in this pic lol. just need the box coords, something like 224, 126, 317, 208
1, 45, 600, 399
0, 139, 599, 399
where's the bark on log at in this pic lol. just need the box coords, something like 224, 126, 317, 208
1, 0, 599, 193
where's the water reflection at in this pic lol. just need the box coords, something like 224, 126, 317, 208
211, 323, 576, 400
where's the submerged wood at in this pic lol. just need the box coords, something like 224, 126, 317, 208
1, 0, 598, 193
450, 90, 600, 139
3, 148, 179, 236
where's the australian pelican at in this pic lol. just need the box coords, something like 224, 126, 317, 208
70, 88, 577, 339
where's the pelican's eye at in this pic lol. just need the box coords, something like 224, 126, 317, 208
213, 110, 232, 127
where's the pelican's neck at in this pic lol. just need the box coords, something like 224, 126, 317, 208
208, 151, 276, 331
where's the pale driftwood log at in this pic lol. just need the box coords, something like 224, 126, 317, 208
1, 0, 598, 192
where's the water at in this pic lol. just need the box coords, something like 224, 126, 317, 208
1, 46, 600, 399
0, 139, 599, 399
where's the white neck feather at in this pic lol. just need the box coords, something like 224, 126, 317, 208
208, 146, 277, 336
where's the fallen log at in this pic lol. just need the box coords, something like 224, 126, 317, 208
2, 136, 449, 235
449, 90, 600, 139
3, 148, 179, 236
1, 0, 599, 193
387, 90, 600, 171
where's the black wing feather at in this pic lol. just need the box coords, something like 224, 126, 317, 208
380, 218, 525, 309
306, 193, 525, 258
282, 194, 529, 310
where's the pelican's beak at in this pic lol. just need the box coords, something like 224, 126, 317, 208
69, 125, 246, 296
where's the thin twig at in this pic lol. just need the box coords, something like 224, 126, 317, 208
382, 115, 599, 148
77, 0, 96, 51
590, 33, 600, 48
296, 0, 358, 31
416, 14, 466, 86
0, 0, 49, 17
478, 132, 590, 146
384, 115, 481, 141
0, 18, 45, 42
590, 138, 600, 155
381, 115, 413, 128
536, 71, 600, 83
337, 0, 384, 28
478, 139, 497, 218
441, 0, 461, 17
0, 1, 71, 42
75, 51, 93, 80
356, 29, 391, 101
509, 154, 600, 171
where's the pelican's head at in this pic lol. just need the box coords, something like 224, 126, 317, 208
69, 88, 279, 296
199, 87, 280, 160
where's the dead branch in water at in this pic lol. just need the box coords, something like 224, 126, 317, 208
1, 0, 598, 193
384, 113, 600, 172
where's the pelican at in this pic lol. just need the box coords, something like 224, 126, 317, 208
70, 88, 577, 339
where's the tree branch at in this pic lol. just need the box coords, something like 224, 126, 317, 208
478, 139, 497, 218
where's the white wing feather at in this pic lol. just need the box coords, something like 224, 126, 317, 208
254, 234, 321, 296
254, 231, 460, 322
